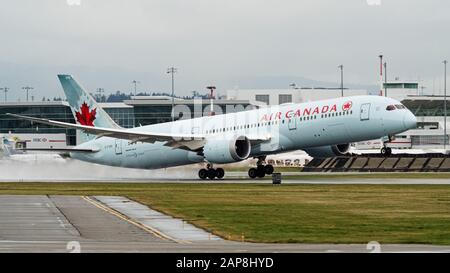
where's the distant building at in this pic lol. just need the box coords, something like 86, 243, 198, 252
226, 87, 368, 106
382, 81, 419, 101
0, 133, 67, 149
0, 101, 77, 146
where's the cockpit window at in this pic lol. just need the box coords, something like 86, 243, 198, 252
395, 104, 406, 109
386, 105, 396, 111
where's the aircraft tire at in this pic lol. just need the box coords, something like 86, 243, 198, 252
381, 147, 392, 156
386, 147, 392, 155
264, 165, 274, 175
198, 169, 207, 180
216, 168, 225, 179
256, 165, 266, 178
207, 168, 217, 180
248, 168, 257, 179
257, 170, 265, 178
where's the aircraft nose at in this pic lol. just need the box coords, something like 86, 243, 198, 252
403, 110, 417, 130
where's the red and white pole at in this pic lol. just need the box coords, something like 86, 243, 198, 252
207, 86, 216, 116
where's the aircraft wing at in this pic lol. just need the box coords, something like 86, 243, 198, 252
7, 113, 205, 144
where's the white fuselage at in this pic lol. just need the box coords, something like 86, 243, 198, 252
72, 95, 417, 169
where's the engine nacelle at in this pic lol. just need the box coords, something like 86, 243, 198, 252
203, 135, 251, 164
303, 143, 350, 158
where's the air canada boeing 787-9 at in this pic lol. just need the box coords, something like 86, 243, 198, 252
8, 75, 417, 179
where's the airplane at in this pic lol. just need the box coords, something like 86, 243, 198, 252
7, 74, 417, 180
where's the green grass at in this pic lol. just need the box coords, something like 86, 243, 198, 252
1, 183, 450, 244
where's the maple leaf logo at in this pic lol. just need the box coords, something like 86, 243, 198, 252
75, 102, 97, 127
342, 101, 353, 111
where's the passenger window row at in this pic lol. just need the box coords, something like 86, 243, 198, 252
321, 110, 353, 119
204, 110, 353, 134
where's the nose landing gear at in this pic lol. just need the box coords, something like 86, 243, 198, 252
198, 163, 225, 180
381, 147, 392, 156
248, 156, 274, 179
381, 135, 393, 156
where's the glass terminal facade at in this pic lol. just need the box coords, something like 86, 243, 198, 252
0, 102, 77, 145
402, 99, 449, 117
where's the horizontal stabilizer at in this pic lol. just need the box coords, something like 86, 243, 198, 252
16, 148, 99, 153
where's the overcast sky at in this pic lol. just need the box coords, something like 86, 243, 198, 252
0, 0, 449, 101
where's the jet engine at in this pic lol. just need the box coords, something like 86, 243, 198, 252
203, 135, 251, 164
303, 143, 350, 158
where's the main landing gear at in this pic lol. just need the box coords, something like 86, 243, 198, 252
198, 163, 225, 180
248, 156, 274, 179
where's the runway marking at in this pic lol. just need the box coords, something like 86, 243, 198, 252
81, 196, 189, 244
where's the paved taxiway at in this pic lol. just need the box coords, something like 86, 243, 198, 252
1, 195, 450, 253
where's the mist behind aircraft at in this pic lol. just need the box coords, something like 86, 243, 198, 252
0, 160, 197, 182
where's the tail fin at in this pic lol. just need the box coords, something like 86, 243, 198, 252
57, 74, 120, 143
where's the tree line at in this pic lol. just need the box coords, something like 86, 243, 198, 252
42, 90, 213, 103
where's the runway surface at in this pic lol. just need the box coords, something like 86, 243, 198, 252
1, 195, 450, 253
2, 159, 450, 184
3, 176, 450, 184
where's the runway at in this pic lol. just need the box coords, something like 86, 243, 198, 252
1, 195, 450, 253
2, 159, 450, 184
3, 174, 450, 185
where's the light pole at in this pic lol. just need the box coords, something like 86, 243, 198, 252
131, 80, 140, 97
338, 65, 344, 97
207, 86, 216, 116
167, 67, 177, 121
0, 87, 9, 102
22, 86, 34, 102
444, 60, 448, 149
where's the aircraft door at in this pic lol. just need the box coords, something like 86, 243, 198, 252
115, 139, 122, 155
288, 118, 297, 130
360, 103, 371, 121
